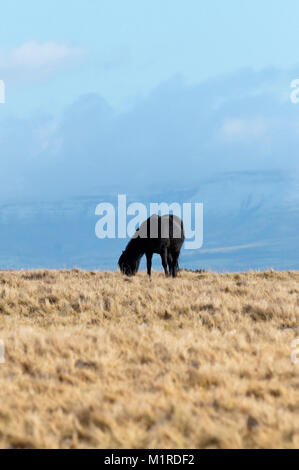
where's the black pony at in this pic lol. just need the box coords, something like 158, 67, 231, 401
118, 214, 184, 278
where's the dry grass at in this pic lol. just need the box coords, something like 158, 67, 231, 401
0, 269, 299, 449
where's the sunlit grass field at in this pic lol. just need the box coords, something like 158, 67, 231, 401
0, 269, 298, 449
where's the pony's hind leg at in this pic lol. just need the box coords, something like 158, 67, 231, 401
167, 252, 173, 275
171, 252, 180, 278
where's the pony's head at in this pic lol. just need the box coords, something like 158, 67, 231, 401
118, 250, 140, 276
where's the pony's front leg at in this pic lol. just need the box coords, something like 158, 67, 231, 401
161, 248, 169, 277
146, 252, 153, 278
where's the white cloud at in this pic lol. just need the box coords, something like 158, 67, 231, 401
219, 117, 268, 142
0, 41, 84, 75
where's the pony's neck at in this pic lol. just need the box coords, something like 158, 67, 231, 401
126, 237, 144, 259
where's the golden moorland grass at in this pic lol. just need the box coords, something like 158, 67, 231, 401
0, 269, 298, 449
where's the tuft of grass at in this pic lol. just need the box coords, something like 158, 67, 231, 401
0, 269, 298, 448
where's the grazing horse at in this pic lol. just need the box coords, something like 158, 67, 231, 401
118, 214, 184, 278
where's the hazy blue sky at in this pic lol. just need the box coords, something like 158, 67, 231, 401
0, 1, 299, 203
1, 1, 299, 113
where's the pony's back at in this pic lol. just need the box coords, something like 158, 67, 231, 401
135, 214, 184, 242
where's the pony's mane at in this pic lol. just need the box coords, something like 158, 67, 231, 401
125, 233, 142, 253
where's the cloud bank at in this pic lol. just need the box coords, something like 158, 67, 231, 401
0, 65, 299, 202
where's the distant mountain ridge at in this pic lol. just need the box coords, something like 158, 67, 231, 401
0, 170, 298, 271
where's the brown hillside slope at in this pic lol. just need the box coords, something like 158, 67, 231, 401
0, 269, 298, 448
